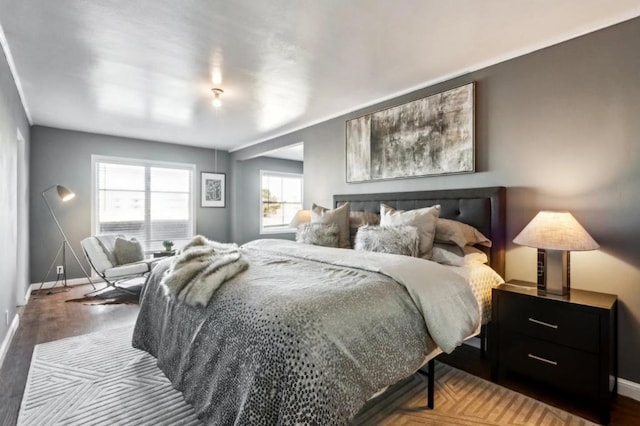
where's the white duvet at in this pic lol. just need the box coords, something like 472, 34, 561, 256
244, 239, 480, 353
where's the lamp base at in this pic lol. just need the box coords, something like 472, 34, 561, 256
537, 249, 570, 296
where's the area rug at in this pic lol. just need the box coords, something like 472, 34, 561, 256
18, 327, 596, 425
18, 326, 201, 426
65, 281, 144, 305
351, 367, 597, 426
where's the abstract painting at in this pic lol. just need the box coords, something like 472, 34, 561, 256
346, 83, 475, 182
201, 172, 225, 207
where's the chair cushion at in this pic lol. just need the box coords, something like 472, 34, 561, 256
94, 234, 123, 266
81, 237, 114, 274
114, 237, 144, 265
104, 261, 150, 279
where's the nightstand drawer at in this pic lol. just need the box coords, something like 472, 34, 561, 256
499, 330, 599, 398
497, 291, 599, 353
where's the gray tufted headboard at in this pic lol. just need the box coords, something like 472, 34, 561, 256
334, 186, 506, 277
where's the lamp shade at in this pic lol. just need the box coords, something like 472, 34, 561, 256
56, 185, 75, 202
513, 211, 599, 251
289, 209, 311, 227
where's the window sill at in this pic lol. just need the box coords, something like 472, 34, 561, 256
259, 228, 296, 235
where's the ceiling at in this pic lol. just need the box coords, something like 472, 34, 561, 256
1, 1, 639, 152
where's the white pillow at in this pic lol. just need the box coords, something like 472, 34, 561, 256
380, 204, 440, 259
463, 245, 489, 264
431, 243, 489, 266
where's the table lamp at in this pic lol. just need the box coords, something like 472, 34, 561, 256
289, 209, 311, 228
513, 211, 599, 295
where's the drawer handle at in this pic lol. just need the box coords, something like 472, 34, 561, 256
528, 353, 558, 366
528, 317, 558, 329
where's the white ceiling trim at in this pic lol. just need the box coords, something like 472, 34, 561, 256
261, 142, 304, 162
230, 10, 640, 154
0, 22, 33, 125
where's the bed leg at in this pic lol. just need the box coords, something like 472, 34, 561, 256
427, 359, 434, 409
480, 325, 487, 359
416, 359, 436, 409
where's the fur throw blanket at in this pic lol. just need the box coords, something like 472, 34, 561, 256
161, 235, 249, 307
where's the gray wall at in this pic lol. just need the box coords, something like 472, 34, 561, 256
232, 18, 640, 383
233, 156, 303, 244
29, 126, 230, 282
0, 46, 30, 347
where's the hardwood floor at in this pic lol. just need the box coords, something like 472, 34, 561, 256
1, 283, 639, 425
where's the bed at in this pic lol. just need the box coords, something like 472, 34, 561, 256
132, 186, 506, 425
334, 186, 506, 354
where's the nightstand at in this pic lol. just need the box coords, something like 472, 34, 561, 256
491, 280, 617, 424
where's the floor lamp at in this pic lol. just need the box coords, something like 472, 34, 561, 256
38, 185, 96, 293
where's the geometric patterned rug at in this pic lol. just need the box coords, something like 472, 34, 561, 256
18, 326, 596, 425
352, 365, 598, 426
17, 327, 201, 426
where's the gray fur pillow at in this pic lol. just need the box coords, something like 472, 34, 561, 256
296, 223, 340, 247
349, 211, 380, 247
354, 225, 419, 257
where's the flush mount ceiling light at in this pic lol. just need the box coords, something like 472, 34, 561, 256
211, 88, 224, 108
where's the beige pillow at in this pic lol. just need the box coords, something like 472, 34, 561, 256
311, 202, 350, 248
435, 218, 492, 248
380, 204, 440, 258
113, 237, 144, 265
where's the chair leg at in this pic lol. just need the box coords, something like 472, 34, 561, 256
83, 277, 140, 296
112, 282, 140, 295
84, 280, 112, 296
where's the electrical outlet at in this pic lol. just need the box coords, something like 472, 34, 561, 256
56, 265, 64, 275
4, 310, 8, 326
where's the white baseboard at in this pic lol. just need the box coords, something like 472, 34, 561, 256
619, 378, 640, 402
19, 285, 31, 306
0, 313, 19, 370
29, 277, 103, 291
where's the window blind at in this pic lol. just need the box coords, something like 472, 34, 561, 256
94, 157, 195, 252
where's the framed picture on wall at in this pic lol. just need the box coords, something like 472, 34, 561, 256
346, 82, 475, 182
201, 172, 226, 208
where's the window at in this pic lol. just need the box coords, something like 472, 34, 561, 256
92, 155, 195, 252
260, 170, 303, 234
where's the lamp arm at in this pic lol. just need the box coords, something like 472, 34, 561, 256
41, 185, 59, 195
42, 191, 68, 241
